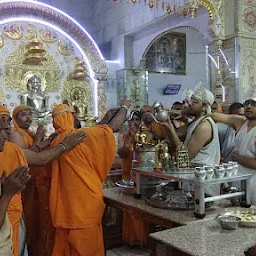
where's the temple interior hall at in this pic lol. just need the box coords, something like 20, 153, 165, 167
1, 0, 256, 256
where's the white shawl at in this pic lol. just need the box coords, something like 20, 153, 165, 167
0, 185, 13, 255
235, 121, 256, 204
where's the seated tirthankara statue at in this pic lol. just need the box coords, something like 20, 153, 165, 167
71, 87, 88, 120
20, 75, 50, 122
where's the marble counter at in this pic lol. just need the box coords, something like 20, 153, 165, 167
103, 187, 231, 226
150, 220, 256, 256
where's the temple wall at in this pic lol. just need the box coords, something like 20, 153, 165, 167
236, 0, 256, 101
40, 0, 95, 35
34, 0, 256, 107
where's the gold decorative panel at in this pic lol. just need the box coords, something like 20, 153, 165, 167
40, 28, 58, 43
4, 43, 62, 92
0, 35, 4, 49
3, 24, 23, 40
58, 40, 74, 56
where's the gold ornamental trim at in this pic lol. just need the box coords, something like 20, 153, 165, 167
3, 24, 23, 40
40, 28, 58, 43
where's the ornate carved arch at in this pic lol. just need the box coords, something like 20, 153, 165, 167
0, 0, 107, 78
201, 0, 217, 20
200, 0, 224, 38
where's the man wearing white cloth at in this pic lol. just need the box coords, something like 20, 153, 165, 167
163, 84, 221, 195
0, 121, 30, 255
211, 92, 256, 205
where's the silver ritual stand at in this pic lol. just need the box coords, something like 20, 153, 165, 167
134, 167, 252, 219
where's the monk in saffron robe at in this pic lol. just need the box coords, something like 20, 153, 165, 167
50, 102, 129, 256
0, 104, 86, 256
0, 105, 27, 256
9, 105, 56, 256
118, 110, 150, 246
0, 139, 27, 256
0, 116, 30, 256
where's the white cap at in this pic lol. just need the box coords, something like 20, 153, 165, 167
192, 82, 215, 114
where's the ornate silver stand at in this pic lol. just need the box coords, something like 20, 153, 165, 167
134, 167, 252, 219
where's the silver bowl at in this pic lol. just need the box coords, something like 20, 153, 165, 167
194, 170, 207, 181
206, 169, 214, 179
214, 169, 225, 178
217, 215, 241, 230
115, 180, 134, 194
225, 167, 233, 177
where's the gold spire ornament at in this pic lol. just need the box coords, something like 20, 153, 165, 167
23, 38, 47, 65
23, 24, 47, 65
72, 57, 89, 81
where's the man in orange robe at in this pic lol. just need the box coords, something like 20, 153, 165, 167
140, 105, 166, 140
118, 110, 150, 246
50, 102, 129, 256
0, 105, 28, 256
0, 104, 86, 256
0, 116, 30, 256
9, 105, 56, 256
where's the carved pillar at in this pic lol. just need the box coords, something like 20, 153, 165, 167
98, 79, 107, 118
214, 39, 224, 101
207, 0, 225, 39
94, 73, 107, 118
235, 0, 256, 102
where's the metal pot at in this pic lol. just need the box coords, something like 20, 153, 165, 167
134, 147, 165, 196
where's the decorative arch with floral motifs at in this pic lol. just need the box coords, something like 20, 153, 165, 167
0, 0, 108, 117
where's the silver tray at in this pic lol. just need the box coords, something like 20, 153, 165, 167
145, 190, 194, 210
115, 180, 134, 194
145, 190, 214, 210
221, 207, 256, 228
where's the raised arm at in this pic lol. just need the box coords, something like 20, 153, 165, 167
211, 112, 245, 130
162, 120, 212, 161
9, 125, 54, 152
107, 97, 131, 132
22, 131, 87, 166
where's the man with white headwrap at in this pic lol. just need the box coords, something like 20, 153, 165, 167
211, 89, 256, 205
163, 83, 221, 195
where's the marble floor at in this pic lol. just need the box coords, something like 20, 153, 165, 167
106, 246, 150, 256
106, 244, 166, 256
